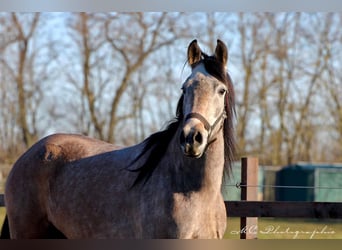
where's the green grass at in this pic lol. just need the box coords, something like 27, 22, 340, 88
224, 217, 342, 239
0, 207, 341, 239
0, 207, 5, 228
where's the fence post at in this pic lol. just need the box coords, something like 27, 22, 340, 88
240, 157, 259, 239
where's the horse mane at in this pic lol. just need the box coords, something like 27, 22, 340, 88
128, 53, 235, 187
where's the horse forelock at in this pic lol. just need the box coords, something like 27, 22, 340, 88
129, 56, 235, 187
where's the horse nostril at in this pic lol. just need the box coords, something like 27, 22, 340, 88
180, 128, 204, 157
194, 131, 203, 145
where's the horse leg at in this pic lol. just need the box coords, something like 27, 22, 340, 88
7, 213, 66, 239
6, 203, 66, 239
7, 213, 41, 238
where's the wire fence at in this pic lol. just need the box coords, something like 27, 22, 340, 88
223, 183, 342, 190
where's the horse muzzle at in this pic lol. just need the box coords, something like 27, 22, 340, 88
180, 121, 208, 158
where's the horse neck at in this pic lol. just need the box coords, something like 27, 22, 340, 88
201, 130, 225, 193
169, 126, 225, 195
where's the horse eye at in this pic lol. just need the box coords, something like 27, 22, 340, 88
218, 88, 226, 96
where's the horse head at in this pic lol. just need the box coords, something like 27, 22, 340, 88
180, 39, 230, 158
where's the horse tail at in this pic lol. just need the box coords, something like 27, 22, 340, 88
0, 215, 10, 239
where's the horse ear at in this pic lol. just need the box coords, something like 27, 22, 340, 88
215, 39, 228, 66
187, 39, 202, 67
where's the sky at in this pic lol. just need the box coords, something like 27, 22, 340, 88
0, 0, 342, 11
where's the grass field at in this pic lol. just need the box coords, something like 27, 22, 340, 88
224, 217, 342, 239
0, 207, 5, 231
0, 207, 341, 239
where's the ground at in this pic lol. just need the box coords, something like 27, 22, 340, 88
224, 217, 342, 239
0, 208, 341, 239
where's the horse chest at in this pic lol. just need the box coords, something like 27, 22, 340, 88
172, 192, 226, 239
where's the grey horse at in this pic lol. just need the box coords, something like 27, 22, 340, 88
1, 39, 235, 239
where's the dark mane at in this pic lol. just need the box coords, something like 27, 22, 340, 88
200, 52, 236, 177
128, 96, 183, 187
128, 54, 235, 187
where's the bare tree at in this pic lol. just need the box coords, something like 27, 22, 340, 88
232, 13, 341, 165
1, 12, 342, 165
63, 13, 182, 144
319, 14, 342, 162
0, 13, 60, 160
65, 13, 109, 139
103, 12, 179, 143
9, 13, 39, 147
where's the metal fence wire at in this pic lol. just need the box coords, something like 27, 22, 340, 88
224, 183, 342, 190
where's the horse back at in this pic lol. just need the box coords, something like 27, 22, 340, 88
4, 133, 119, 238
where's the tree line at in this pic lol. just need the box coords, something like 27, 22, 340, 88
0, 12, 341, 166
